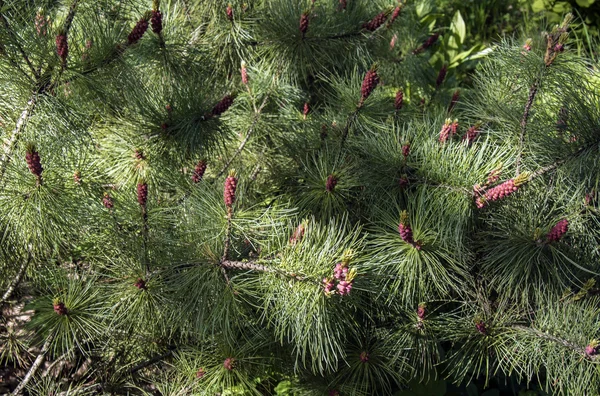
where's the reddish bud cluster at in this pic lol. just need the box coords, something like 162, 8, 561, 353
389, 5, 403, 25
56, 34, 68, 63
134, 278, 147, 289
339, 0, 347, 10
476, 179, 518, 208
35, 11, 49, 36
463, 124, 481, 144
211, 95, 234, 117
103, 193, 114, 209
299, 13, 309, 37
241, 63, 248, 85
323, 261, 355, 296
192, 160, 207, 183
73, 170, 82, 185
25, 147, 43, 185
546, 219, 568, 242
436, 64, 447, 88
362, 11, 387, 31
417, 304, 426, 320
394, 90, 403, 110
402, 143, 410, 158
289, 223, 305, 245
359, 351, 369, 363
226, 5, 234, 21
390, 33, 398, 50
413, 33, 439, 54
523, 39, 532, 52
399, 211, 421, 249
196, 367, 206, 378
586, 343, 599, 357
448, 90, 460, 113
137, 182, 148, 207
128, 17, 149, 45
359, 67, 379, 106
53, 301, 68, 316
134, 149, 145, 160
303, 102, 310, 118
223, 357, 235, 371
224, 174, 238, 207
326, 174, 338, 193
585, 190, 596, 206
475, 320, 487, 335
329, 390, 340, 396
399, 176, 409, 189
151, 10, 163, 34
439, 119, 458, 143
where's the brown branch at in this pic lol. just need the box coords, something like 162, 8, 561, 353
220, 259, 319, 285
0, 96, 37, 184
129, 349, 174, 375
1, 248, 32, 304
12, 334, 54, 395
516, 83, 539, 175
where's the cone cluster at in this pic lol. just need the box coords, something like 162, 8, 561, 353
128, 17, 149, 45
436, 64, 447, 87
226, 5, 234, 21
241, 62, 248, 85
362, 11, 387, 31
192, 160, 207, 183
56, 33, 68, 63
323, 256, 356, 296
475, 320, 487, 335
25, 145, 43, 185
137, 182, 148, 207
476, 179, 518, 208
394, 90, 403, 110
359, 351, 369, 363
151, 10, 163, 34
103, 193, 114, 209
463, 124, 481, 144
299, 13, 309, 37
439, 119, 458, 143
402, 143, 410, 158
223, 357, 235, 371
389, 5, 403, 25
289, 222, 305, 245
546, 219, 568, 242
586, 341, 599, 357
53, 300, 68, 316
413, 33, 439, 54
224, 172, 237, 207
196, 367, 206, 378
399, 211, 421, 249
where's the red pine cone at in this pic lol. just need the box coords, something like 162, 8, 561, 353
417, 304, 426, 320
241, 63, 248, 85
389, 5, 402, 25
359, 351, 369, 363
196, 367, 206, 378
436, 64, 447, 87
226, 5, 234, 21
137, 182, 148, 206
475, 320, 487, 335
299, 13, 309, 37
53, 301, 68, 316
546, 219, 568, 242
477, 179, 519, 208
463, 124, 481, 144
151, 10, 163, 34
402, 143, 410, 158
128, 17, 149, 45
399, 176, 409, 188
211, 95, 234, 117
56, 33, 68, 63
586, 344, 599, 357
362, 11, 387, 31
223, 357, 235, 371
102, 193, 114, 209
394, 90, 403, 110
413, 33, 439, 54
359, 67, 380, 106
448, 90, 460, 113
303, 102, 310, 117
134, 278, 147, 289
73, 170, 82, 185
326, 174, 338, 192
398, 223, 414, 244
224, 174, 238, 207
25, 147, 43, 184
439, 119, 453, 143
192, 160, 207, 183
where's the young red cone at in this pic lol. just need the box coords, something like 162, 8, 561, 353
394, 90, 403, 110
359, 66, 380, 107
56, 32, 68, 64
192, 160, 207, 183
25, 144, 43, 186
362, 11, 387, 31
224, 171, 238, 207
299, 13, 309, 37
546, 219, 568, 242
211, 95, 234, 117
137, 182, 148, 207
326, 174, 338, 193
128, 16, 149, 45
151, 10, 163, 34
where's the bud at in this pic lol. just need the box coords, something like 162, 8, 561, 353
56, 32, 68, 64
196, 367, 206, 378
402, 143, 410, 158
438, 119, 452, 143
223, 357, 235, 371
303, 102, 310, 119
389, 5, 403, 25
475, 320, 487, 335
463, 123, 481, 144
394, 90, 403, 110
586, 340, 599, 357
137, 182, 148, 207
211, 95, 234, 117
35, 8, 49, 36
241, 61, 248, 85
359, 65, 379, 107
103, 193, 114, 209
25, 144, 43, 186
546, 219, 568, 243
362, 11, 387, 31
226, 4, 234, 21
134, 149, 145, 161
398, 210, 420, 249
522, 38, 532, 52
224, 170, 238, 207
128, 16, 149, 45
390, 33, 398, 50
338, 0, 347, 11
151, 10, 163, 34
436, 64, 447, 88
134, 278, 147, 289
417, 303, 426, 320
476, 174, 529, 208
289, 222, 306, 245
299, 13, 309, 37
448, 90, 460, 113
53, 299, 68, 316
326, 174, 338, 193
73, 170, 82, 185
413, 33, 439, 55
359, 351, 369, 363
192, 160, 207, 183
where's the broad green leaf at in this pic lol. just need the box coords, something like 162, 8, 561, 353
576, 0, 595, 6
451, 11, 466, 45
531, 0, 548, 12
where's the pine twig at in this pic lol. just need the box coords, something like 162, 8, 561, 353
516, 83, 539, 175
511, 324, 585, 355
1, 249, 32, 304
0, 96, 37, 184
129, 349, 174, 375
220, 260, 319, 285
12, 334, 54, 395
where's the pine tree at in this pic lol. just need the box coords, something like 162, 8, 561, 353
1, 1, 600, 395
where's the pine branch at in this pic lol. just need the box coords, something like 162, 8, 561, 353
0, 96, 37, 184
516, 82, 539, 175
220, 259, 319, 285
0, 248, 32, 304
129, 348, 175, 375
11, 334, 54, 395
511, 324, 585, 355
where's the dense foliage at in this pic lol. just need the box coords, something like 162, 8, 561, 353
1, 1, 600, 395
